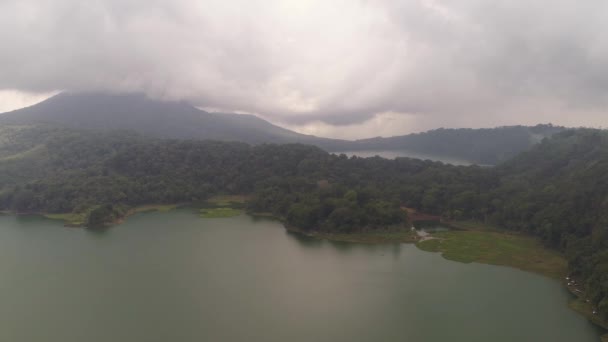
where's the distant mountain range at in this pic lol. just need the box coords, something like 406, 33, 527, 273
0, 92, 565, 164
344, 124, 565, 165
0, 92, 338, 145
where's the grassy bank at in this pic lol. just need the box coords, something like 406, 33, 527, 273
131, 204, 178, 214
39, 195, 249, 226
199, 207, 242, 218
569, 299, 608, 330
44, 204, 180, 227
44, 212, 87, 226
570, 299, 608, 341
413, 223, 606, 334
203, 195, 249, 207
198, 195, 247, 218
416, 226, 567, 279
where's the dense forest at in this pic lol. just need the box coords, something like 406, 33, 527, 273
341, 124, 565, 165
1, 124, 608, 317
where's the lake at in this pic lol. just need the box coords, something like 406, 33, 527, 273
333, 150, 474, 165
0, 210, 601, 342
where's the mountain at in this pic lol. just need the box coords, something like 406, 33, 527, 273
0, 92, 341, 145
0, 92, 564, 164
342, 125, 565, 165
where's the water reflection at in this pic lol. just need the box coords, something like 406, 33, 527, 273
328, 240, 371, 253
85, 225, 112, 237
391, 243, 401, 260
285, 228, 406, 257
284, 230, 324, 249
14, 214, 64, 229
250, 215, 281, 223
0, 211, 600, 342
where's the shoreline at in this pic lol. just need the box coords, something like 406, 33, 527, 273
114, 204, 182, 225
3, 205, 606, 336
285, 225, 420, 244
565, 281, 608, 335
5, 204, 184, 228
282, 219, 608, 336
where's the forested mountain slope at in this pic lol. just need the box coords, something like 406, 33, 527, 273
492, 130, 608, 312
344, 124, 565, 165
0, 92, 340, 145
0, 93, 563, 164
0, 124, 606, 316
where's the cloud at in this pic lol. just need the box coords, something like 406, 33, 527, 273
1, 0, 607, 135
0, 90, 58, 113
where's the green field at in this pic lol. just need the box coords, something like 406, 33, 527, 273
204, 195, 248, 207
416, 228, 567, 279
198, 195, 247, 218
200, 207, 242, 218
44, 212, 87, 226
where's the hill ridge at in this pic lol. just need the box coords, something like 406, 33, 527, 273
0, 92, 565, 164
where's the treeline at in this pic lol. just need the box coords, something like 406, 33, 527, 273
334, 124, 564, 165
0, 125, 428, 232
1, 124, 608, 316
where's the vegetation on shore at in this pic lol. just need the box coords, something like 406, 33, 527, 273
200, 208, 242, 218
569, 299, 608, 330
44, 212, 87, 226
197, 195, 246, 218
131, 204, 178, 213
43, 204, 179, 227
416, 227, 567, 279
287, 226, 419, 244
569, 296, 608, 341
2, 124, 608, 319
204, 195, 249, 207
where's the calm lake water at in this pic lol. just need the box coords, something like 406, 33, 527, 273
333, 150, 473, 165
0, 210, 601, 342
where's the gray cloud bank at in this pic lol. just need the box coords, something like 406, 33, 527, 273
1, 0, 607, 132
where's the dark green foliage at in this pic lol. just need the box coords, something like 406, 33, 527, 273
86, 204, 126, 227
1, 124, 608, 316
339, 124, 564, 165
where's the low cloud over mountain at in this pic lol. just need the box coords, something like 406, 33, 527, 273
1, 0, 607, 137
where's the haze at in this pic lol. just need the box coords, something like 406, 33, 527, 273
1, 0, 607, 139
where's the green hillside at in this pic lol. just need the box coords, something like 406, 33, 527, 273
0, 93, 564, 165
0, 124, 607, 319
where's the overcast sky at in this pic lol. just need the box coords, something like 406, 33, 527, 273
1, 0, 607, 139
